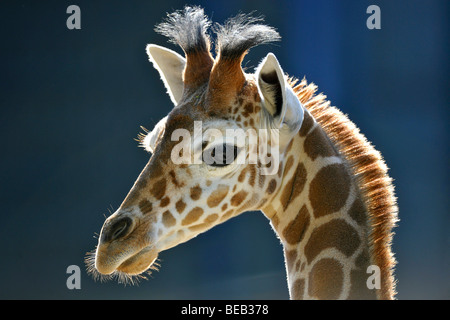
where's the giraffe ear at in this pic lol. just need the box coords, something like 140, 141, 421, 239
146, 44, 186, 105
142, 116, 167, 153
255, 53, 304, 134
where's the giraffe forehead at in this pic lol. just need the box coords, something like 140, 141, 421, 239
144, 80, 261, 155
165, 106, 197, 131
162, 103, 257, 149
165, 76, 261, 123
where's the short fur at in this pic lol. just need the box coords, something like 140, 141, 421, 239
289, 78, 399, 299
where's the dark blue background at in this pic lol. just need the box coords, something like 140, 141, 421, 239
0, 0, 448, 299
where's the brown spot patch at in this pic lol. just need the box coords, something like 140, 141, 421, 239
309, 164, 351, 218
355, 248, 371, 270
271, 213, 279, 228
207, 184, 229, 208
267, 179, 277, 194
348, 269, 378, 300
259, 174, 266, 188
146, 159, 164, 180
285, 249, 297, 273
282, 155, 294, 178
348, 196, 367, 226
204, 214, 219, 224
230, 190, 248, 207
182, 207, 204, 226
303, 126, 337, 160
304, 219, 360, 264
347, 249, 377, 299
162, 210, 176, 227
285, 139, 294, 154
238, 167, 248, 182
291, 279, 305, 300
139, 199, 153, 215
175, 199, 186, 214
220, 209, 235, 222
121, 188, 140, 208
248, 165, 256, 186
282, 205, 310, 245
280, 162, 307, 210
169, 170, 183, 188
160, 196, 170, 207
277, 161, 284, 178
188, 214, 219, 232
263, 204, 276, 219
254, 92, 261, 102
190, 185, 202, 200
188, 223, 208, 232
150, 178, 166, 200
308, 258, 343, 300
243, 102, 254, 117
299, 110, 315, 137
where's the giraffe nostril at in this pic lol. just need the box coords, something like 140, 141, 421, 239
105, 217, 133, 242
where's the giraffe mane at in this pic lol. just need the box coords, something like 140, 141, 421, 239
289, 77, 399, 300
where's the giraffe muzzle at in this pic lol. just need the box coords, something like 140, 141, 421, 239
94, 213, 158, 276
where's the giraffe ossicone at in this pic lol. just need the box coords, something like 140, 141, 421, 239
87, 6, 398, 300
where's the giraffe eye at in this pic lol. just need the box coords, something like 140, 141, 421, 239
202, 144, 239, 167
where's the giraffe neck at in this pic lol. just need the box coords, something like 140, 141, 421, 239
262, 109, 377, 300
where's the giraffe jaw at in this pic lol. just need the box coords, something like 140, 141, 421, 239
115, 246, 158, 275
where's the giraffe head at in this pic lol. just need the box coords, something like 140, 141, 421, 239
88, 7, 305, 283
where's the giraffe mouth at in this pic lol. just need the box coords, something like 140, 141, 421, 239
86, 245, 160, 285
88, 242, 159, 283
115, 246, 159, 275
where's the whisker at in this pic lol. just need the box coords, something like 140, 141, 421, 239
84, 245, 161, 286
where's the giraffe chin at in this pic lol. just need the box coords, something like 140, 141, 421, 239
115, 247, 158, 276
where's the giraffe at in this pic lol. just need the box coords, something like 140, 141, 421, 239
86, 7, 398, 299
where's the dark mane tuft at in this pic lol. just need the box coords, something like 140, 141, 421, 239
155, 6, 211, 54
214, 13, 281, 60
155, 8, 279, 60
